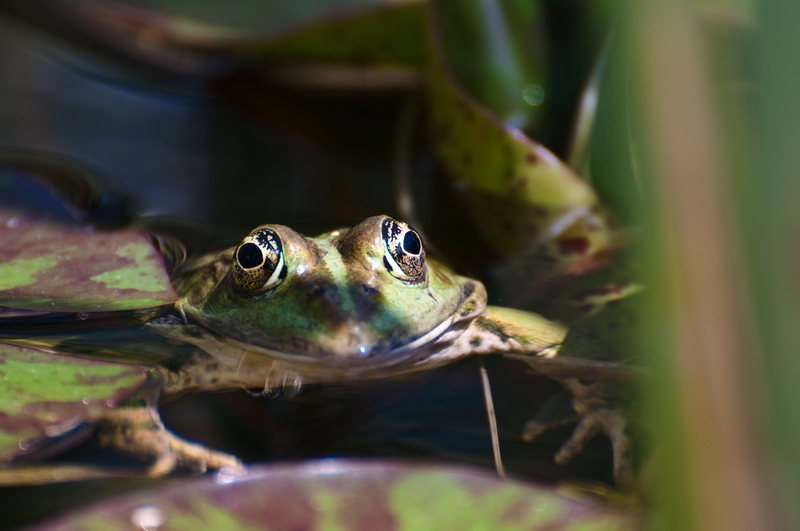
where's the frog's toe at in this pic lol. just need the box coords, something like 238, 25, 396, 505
163, 431, 241, 476
554, 406, 633, 487
521, 391, 634, 486
98, 406, 240, 478
521, 391, 580, 442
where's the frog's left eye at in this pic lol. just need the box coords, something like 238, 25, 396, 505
381, 218, 425, 282
232, 228, 285, 290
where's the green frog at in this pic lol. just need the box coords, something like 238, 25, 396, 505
2, 216, 632, 485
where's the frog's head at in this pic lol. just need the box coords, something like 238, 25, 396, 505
179, 216, 486, 368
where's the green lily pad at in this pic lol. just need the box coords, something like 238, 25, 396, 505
26, 460, 640, 531
0, 342, 146, 461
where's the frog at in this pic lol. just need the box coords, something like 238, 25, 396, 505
0, 215, 633, 486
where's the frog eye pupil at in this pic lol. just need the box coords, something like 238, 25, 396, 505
237, 242, 264, 269
403, 231, 421, 254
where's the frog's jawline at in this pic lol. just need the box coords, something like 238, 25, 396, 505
218, 314, 460, 373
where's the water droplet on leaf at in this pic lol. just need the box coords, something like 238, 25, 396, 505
522, 84, 545, 106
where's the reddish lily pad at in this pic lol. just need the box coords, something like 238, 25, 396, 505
0, 342, 146, 462
0, 211, 178, 312
25, 460, 640, 531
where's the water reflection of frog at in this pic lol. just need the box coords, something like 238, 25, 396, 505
2, 216, 633, 485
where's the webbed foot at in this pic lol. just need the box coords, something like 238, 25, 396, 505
522, 390, 633, 486
97, 405, 241, 477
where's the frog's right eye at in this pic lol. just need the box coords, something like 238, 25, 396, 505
232, 228, 285, 290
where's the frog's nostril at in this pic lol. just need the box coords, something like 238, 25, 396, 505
308, 285, 327, 298
362, 284, 379, 296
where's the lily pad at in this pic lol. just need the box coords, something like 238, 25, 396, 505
0, 154, 177, 312
0, 212, 178, 312
24, 460, 640, 531
0, 342, 146, 463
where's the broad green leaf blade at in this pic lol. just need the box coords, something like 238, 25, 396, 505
0, 211, 178, 312
52, 0, 426, 66
253, 1, 425, 65
27, 460, 640, 531
0, 342, 146, 461
424, 5, 614, 290
432, 0, 546, 128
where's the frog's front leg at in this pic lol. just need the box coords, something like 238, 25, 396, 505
96, 371, 241, 477
461, 306, 635, 485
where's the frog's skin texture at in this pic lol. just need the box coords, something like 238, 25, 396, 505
0, 216, 632, 485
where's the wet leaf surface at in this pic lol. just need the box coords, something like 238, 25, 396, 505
0, 342, 146, 460
0, 155, 178, 312
24, 460, 640, 531
0, 212, 177, 312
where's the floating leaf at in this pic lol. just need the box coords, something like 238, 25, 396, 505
0, 212, 178, 312
0, 342, 146, 461
27, 460, 639, 531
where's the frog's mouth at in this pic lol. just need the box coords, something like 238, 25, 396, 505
205, 280, 487, 379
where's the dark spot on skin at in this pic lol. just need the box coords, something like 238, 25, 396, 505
526, 151, 539, 164
462, 151, 472, 165
475, 317, 511, 342
458, 300, 476, 316
469, 336, 482, 347
578, 304, 596, 313
579, 380, 595, 386
558, 237, 590, 255
501, 221, 514, 232
309, 286, 326, 298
